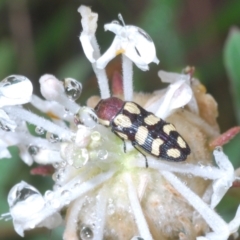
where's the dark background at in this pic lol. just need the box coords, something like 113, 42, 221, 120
0, 0, 240, 239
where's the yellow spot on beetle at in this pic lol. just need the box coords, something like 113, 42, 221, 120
135, 126, 148, 145
144, 114, 160, 125
163, 124, 176, 135
177, 136, 187, 148
124, 102, 140, 114
151, 138, 164, 156
114, 114, 132, 128
116, 131, 128, 140
98, 118, 110, 126
167, 148, 181, 158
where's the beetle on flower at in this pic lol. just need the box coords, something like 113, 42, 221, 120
0, 5, 240, 240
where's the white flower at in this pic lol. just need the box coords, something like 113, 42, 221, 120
96, 22, 159, 71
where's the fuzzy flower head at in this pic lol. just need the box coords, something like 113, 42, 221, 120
1, 5, 240, 240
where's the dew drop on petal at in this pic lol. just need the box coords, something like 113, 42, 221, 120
60, 161, 67, 168
107, 203, 115, 215
35, 126, 45, 135
131, 236, 144, 240
46, 132, 61, 143
73, 182, 81, 189
215, 146, 223, 152
11, 186, 38, 207
97, 149, 108, 160
73, 148, 89, 168
44, 190, 54, 200
61, 189, 70, 198
50, 199, 60, 209
61, 190, 71, 204
63, 78, 82, 101
0, 121, 12, 131
91, 131, 101, 141
80, 224, 94, 240
53, 162, 59, 169
28, 145, 39, 156
0, 75, 33, 106
0, 110, 16, 131
74, 107, 98, 129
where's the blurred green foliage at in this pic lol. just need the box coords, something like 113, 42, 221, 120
1, 0, 240, 239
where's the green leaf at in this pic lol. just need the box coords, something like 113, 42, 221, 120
224, 27, 240, 124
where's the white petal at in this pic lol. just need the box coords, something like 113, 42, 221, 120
132, 26, 159, 64
102, 23, 159, 70
0, 75, 33, 107
155, 80, 192, 119
96, 37, 121, 69
158, 70, 190, 84
19, 145, 34, 166
0, 109, 17, 131
0, 146, 11, 158
33, 148, 63, 165
124, 44, 149, 71
229, 205, 240, 234
104, 22, 123, 35
80, 33, 96, 63
78, 5, 98, 35
39, 74, 64, 101
31, 95, 66, 120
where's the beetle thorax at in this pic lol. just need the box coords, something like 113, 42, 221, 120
94, 97, 124, 126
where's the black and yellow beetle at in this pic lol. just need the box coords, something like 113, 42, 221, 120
94, 97, 190, 167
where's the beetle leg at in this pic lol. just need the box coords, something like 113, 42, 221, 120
132, 141, 148, 168
123, 140, 126, 153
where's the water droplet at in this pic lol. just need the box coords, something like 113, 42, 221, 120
80, 224, 94, 240
131, 237, 144, 240
63, 78, 82, 101
12, 187, 38, 207
97, 149, 108, 160
91, 131, 101, 141
74, 107, 98, 129
44, 190, 54, 200
73, 148, 89, 168
61, 189, 70, 198
28, 145, 39, 156
46, 132, 61, 143
0, 121, 11, 131
50, 199, 60, 209
53, 183, 61, 190
60, 161, 67, 167
198, 161, 204, 169
73, 182, 81, 189
215, 146, 223, 152
107, 203, 115, 215
53, 162, 59, 169
35, 126, 45, 135
61, 190, 71, 204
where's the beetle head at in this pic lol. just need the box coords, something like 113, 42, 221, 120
94, 97, 124, 126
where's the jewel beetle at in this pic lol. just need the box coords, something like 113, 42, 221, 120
94, 97, 191, 167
